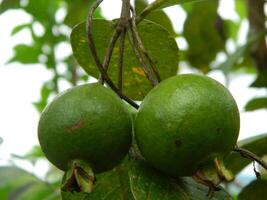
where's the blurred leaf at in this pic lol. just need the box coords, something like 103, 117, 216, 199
64, 0, 102, 28
235, 0, 247, 20
8, 44, 41, 64
135, 0, 175, 35
61, 159, 134, 200
71, 19, 179, 100
0, 136, 3, 145
141, 0, 205, 12
33, 82, 54, 113
0, 0, 20, 14
238, 179, 267, 200
183, 0, 225, 72
12, 146, 45, 164
129, 159, 232, 200
217, 31, 267, 74
225, 133, 267, 175
10, 182, 60, 200
24, 0, 60, 23
245, 97, 267, 111
11, 23, 31, 36
250, 70, 267, 88
0, 166, 59, 200
224, 20, 240, 41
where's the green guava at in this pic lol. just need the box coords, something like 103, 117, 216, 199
38, 83, 132, 192
134, 74, 240, 179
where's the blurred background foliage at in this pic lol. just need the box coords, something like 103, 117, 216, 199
0, 0, 267, 199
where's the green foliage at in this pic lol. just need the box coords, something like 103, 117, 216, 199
217, 32, 267, 74
61, 157, 231, 200
1, 0, 267, 199
0, 166, 60, 200
0, 0, 20, 14
183, 0, 225, 72
238, 179, 267, 200
135, 0, 175, 35
245, 97, 267, 111
8, 44, 41, 64
225, 133, 267, 175
129, 159, 232, 200
71, 19, 179, 100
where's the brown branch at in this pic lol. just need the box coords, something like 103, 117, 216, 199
247, 0, 267, 71
86, 0, 139, 109
118, 30, 126, 92
130, 6, 161, 83
234, 146, 267, 172
98, 30, 121, 83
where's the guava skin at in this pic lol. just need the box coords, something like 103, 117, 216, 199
134, 74, 240, 177
38, 83, 132, 173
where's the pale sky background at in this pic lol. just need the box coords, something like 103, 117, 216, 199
0, 0, 267, 181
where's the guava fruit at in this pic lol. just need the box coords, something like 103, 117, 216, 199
135, 74, 240, 180
38, 83, 132, 192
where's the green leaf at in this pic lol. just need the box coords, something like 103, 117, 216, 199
250, 70, 267, 88
135, 0, 175, 36
217, 31, 267, 74
245, 97, 267, 111
24, 0, 61, 23
0, 0, 20, 14
11, 23, 31, 36
225, 133, 267, 175
238, 179, 267, 200
235, 0, 247, 20
129, 159, 232, 200
12, 146, 45, 164
33, 82, 54, 113
9, 182, 60, 200
183, 0, 224, 72
8, 44, 41, 64
0, 166, 60, 200
71, 19, 179, 100
64, 0, 103, 28
61, 159, 134, 200
145, 0, 205, 11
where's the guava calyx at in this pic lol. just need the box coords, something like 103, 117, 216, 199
61, 160, 95, 193
193, 157, 234, 198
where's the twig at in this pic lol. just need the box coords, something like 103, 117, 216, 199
135, 0, 163, 24
130, 6, 161, 83
86, 0, 139, 109
253, 161, 261, 179
234, 146, 267, 171
98, 30, 121, 83
118, 30, 126, 92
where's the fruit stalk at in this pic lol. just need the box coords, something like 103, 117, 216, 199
86, 0, 139, 109
234, 146, 267, 172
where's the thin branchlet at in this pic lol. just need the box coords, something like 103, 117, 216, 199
86, 0, 139, 109
130, 6, 161, 83
234, 146, 267, 173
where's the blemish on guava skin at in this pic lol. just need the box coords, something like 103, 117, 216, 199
67, 120, 83, 133
175, 139, 182, 146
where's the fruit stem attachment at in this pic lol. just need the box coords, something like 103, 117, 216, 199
193, 157, 234, 198
234, 146, 267, 174
61, 160, 95, 193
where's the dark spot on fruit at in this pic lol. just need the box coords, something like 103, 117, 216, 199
175, 139, 182, 146
67, 120, 83, 133
217, 128, 222, 134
